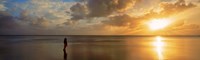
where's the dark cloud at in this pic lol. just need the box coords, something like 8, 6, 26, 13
0, 12, 16, 28
18, 10, 51, 28
70, 3, 88, 20
63, 20, 76, 26
159, 0, 196, 15
0, 11, 20, 35
70, 0, 137, 19
0, 10, 52, 35
73, 0, 87, 2
102, 14, 139, 27
19, 10, 30, 21
29, 17, 50, 28
87, 0, 136, 17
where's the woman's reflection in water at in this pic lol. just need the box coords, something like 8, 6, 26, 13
63, 49, 67, 60
63, 38, 68, 60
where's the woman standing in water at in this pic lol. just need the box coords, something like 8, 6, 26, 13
63, 38, 68, 60
63, 38, 67, 50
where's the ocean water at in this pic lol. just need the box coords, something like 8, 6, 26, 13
0, 35, 200, 60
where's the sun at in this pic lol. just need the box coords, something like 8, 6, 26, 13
148, 18, 171, 30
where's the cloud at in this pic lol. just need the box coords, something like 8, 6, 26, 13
0, 0, 6, 11
0, 0, 72, 35
98, 0, 198, 35
0, 11, 22, 35
12, 0, 79, 27
0, 4, 6, 11
87, 0, 137, 17
18, 10, 51, 28
69, 0, 197, 28
0, 12, 16, 28
0, 11, 52, 35
0, 0, 199, 35
14, 0, 74, 20
69, 0, 138, 18
102, 14, 140, 27
30, 17, 51, 28
138, 0, 196, 19
101, 0, 196, 27
159, 0, 196, 15
165, 24, 200, 35
70, 3, 88, 20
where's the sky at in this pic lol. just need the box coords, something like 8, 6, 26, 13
0, 0, 200, 35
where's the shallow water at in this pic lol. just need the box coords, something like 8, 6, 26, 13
0, 36, 200, 60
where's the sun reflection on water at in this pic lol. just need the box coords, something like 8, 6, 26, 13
153, 36, 165, 60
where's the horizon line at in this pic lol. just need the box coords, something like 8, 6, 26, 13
0, 35, 200, 37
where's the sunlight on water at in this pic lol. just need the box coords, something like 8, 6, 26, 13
153, 36, 165, 60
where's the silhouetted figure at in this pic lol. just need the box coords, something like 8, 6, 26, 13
63, 38, 68, 50
63, 49, 67, 60
63, 38, 68, 60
